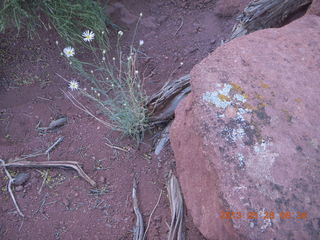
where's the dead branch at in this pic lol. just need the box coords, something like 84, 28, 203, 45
4, 160, 96, 187
167, 173, 185, 240
133, 179, 144, 240
154, 122, 172, 155
45, 136, 64, 154
143, 190, 163, 240
230, 0, 312, 40
0, 159, 25, 217
147, 74, 191, 126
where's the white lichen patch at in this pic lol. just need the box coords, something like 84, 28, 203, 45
259, 209, 272, 232
254, 140, 269, 153
247, 140, 279, 182
203, 83, 232, 109
232, 127, 245, 141
233, 94, 247, 103
237, 153, 245, 168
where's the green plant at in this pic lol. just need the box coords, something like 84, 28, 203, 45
61, 15, 149, 141
0, 0, 109, 48
41, 0, 109, 48
0, 0, 38, 37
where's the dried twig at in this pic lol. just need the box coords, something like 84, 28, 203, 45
147, 75, 191, 126
45, 136, 64, 154
0, 159, 24, 217
12, 137, 64, 162
37, 170, 49, 194
167, 173, 185, 240
154, 122, 172, 155
229, 0, 312, 40
143, 189, 163, 240
4, 160, 96, 187
174, 17, 184, 36
133, 179, 144, 240
105, 137, 129, 152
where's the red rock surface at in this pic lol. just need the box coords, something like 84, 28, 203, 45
171, 15, 320, 240
307, 0, 320, 16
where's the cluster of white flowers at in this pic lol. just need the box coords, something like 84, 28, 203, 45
63, 30, 97, 90
64, 29, 144, 92
63, 30, 95, 58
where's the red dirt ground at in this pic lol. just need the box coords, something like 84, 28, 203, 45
0, 1, 240, 239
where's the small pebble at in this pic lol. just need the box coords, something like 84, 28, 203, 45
98, 176, 106, 183
15, 186, 24, 192
62, 198, 70, 208
12, 172, 30, 186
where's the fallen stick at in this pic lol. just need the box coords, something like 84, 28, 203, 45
167, 173, 185, 240
4, 160, 96, 187
0, 159, 24, 217
132, 179, 144, 240
143, 190, 163, 240
229, 0, 312, 40
147, 74, 191, 126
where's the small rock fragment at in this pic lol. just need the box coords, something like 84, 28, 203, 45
12, 172, 30, 186
15, 186, 24, 192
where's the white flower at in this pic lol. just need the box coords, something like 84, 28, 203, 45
63, 46, 75, 57
118, 31, 123, 36
55, 41, 59, 45
68, 80, 79, 90
82, 30, 95, 42
140, 13, 143, 17
135, 70, 139, 75
139, 40, 144, 46
112, 57, 115, 61
102, 56, 106, 61
102, 49, 106, 54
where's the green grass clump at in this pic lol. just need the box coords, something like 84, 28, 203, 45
41, 0, 108, 48
0, 0, 38, 36
62, 20, 149, 141
0, 0, 109, 48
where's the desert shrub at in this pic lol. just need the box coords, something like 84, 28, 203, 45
61, 15, 149, 141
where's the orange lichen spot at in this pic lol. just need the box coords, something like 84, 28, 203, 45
230, 82, 244, 93
257, 103, 267, 109
243, 102, 255, 110
260, 83, 269, 89
218, 94, 231, 102
242, 93, 249, 99
281, 109, 293, 123
294, 98, 302, 103
255, 94, 264, 100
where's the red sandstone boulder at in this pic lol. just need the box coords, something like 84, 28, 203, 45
170, 15, 320, 240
